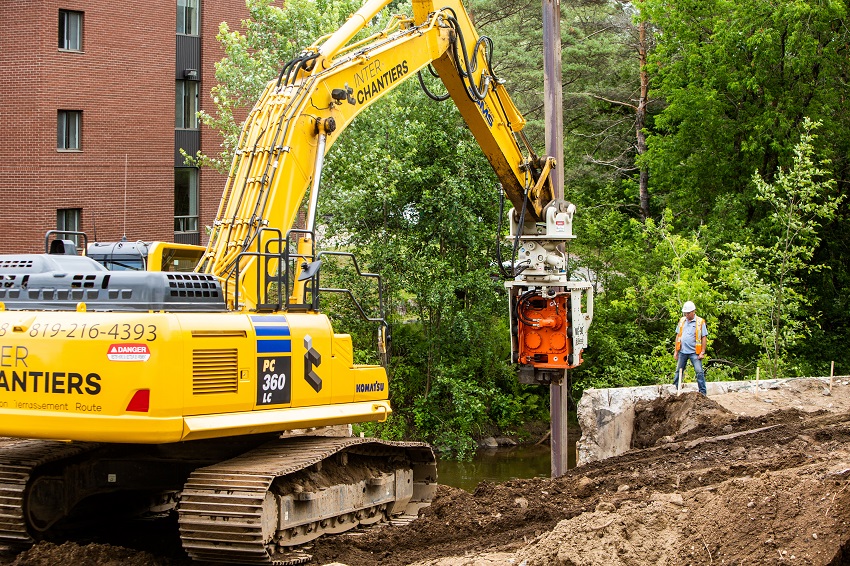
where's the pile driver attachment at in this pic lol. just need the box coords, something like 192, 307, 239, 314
504, 200, 594, 385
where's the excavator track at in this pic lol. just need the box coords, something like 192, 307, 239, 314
178, 436, 436, 565
0, 439, 98, 546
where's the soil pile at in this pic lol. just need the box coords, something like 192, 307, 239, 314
9, 541, 174, 566
310, 409, 850, 565
631, 391, 735, 448
1, 379, 849, 565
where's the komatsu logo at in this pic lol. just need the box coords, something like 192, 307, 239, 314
475, 98, 494, 127
356, 381, 385, 393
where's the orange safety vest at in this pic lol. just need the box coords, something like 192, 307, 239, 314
675, 315, 705, 355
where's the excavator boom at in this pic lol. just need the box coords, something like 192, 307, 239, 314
201, 0, 549, 312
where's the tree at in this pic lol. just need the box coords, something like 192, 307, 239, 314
720, 120, 843, 378
572, 207, 720, 390
469, 0, 656, 219
563, 0, 655, 221
642, 0, 850, 235
633, 0, 850, 377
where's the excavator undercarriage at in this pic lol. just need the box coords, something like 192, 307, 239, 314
0, 436, 436, 564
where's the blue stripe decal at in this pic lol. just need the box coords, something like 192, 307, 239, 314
251, 315, 288, 323
255, 326, 291, 337
257, 339, 292, 354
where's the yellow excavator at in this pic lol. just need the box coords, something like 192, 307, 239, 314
0, 0, 592, 562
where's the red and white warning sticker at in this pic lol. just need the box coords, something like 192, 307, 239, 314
107, 343, 151, 362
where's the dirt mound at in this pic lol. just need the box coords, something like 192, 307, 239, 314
308, 409, 850, 565
512, 460, 850, 566
631, 391, 734, 448
514, 499, 683, 566
10, 541, 171, 566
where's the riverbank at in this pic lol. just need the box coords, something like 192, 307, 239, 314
309, 378, 850, 565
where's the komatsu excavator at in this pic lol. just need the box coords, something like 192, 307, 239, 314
0, 0, 592, 562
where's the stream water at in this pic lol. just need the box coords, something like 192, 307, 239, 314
436, 436, 578, 492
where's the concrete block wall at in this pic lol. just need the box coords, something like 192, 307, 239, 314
575, 378, 811, 466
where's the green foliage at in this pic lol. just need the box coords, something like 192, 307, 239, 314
564, 0, 850, 389
642, 0, 849, 232
571, 206, 720, 389
718, 120, 843, 378
413, 377, 488, 460
352, 413, 408, 441
488, 387, 548, 434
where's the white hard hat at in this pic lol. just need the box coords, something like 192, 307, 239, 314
681, 301, 696, 313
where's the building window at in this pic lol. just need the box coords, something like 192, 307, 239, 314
59, 10, 83, 51
57, 110, 82, 150
176, 81, 199, 129
177, 0, 200, 35
57, 208, 82, 247
175, 168, 199, 234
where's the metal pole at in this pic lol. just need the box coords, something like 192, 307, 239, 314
306, 133, 328, 234
550, 372, 569, 477
543, 0, 568, 477
543, 0, 565, 200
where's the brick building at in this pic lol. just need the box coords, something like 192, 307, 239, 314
0, 0, 248, 254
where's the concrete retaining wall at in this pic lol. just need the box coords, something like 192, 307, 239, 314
575, 378, 810, 466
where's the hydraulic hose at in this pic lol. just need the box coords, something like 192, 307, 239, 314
417, 64, 451, 101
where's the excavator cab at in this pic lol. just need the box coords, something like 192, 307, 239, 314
86, 240, 204, 272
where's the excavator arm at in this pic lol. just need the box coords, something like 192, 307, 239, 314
199, 0, 592, 384
201, 0, 549, 302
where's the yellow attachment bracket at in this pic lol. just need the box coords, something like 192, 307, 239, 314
530, 157, 556, 203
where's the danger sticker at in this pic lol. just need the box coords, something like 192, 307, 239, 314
107, 343, 151, 362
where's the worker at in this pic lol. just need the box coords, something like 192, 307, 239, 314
673, 300, 708, 395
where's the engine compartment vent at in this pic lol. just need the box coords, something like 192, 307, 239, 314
0, 259, 34, 270
167, 273, 221, 299
0, 254, 225, 312
193, 349, 239, 395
